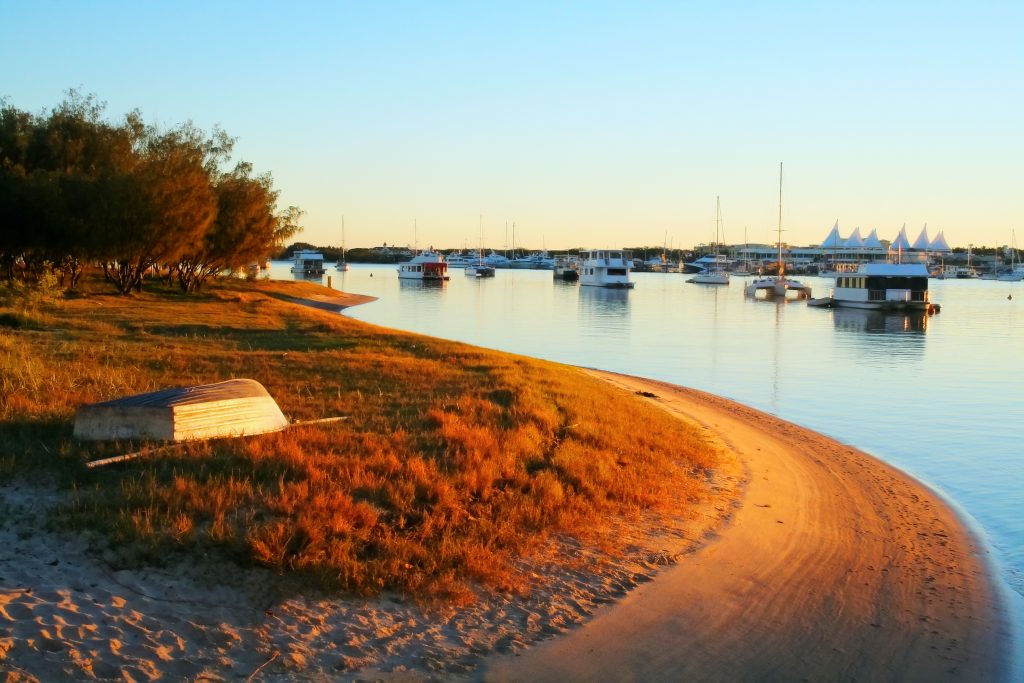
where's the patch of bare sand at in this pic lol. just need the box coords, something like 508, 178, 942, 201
481, 370, 1013, 682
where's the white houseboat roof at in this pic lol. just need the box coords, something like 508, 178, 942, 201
859, 263, 930, 277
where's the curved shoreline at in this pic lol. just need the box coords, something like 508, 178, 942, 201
482, 370, 1012, 682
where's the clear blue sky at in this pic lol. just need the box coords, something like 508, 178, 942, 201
2, 1, 1021, 250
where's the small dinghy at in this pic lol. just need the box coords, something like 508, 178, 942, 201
74, 379, 288, 442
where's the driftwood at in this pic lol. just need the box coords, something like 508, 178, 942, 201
85, 416, 350, 469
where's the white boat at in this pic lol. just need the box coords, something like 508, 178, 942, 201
815, 263, 935, 311
553, 255, 580, 281
484, 251, 512, 268
744, 164, 812, 301
688, 197, 730, 286
683, 254, 731, 273
335, 217, 349, 271
290, 249, 326, 275
445, 251, 477, 268
465, 263, 495, 277
397, 249, 450, 281
579, 249, 635, 288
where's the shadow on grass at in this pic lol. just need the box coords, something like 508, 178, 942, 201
142, 319, 359, 352
0, 417, 91, 482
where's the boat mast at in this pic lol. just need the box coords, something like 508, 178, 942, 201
777, 162, 784, 279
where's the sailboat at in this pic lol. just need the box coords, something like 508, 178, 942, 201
997, 230, 1024, 281
335, 217, 349, 271
688, 197, 730, 285
744, 163, 813, 300
465, 215, 495, 277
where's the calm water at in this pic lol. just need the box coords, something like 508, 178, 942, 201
273, 262, 1024, 635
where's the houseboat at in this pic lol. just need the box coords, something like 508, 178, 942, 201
290, 249, 326, 275
397, 249, 450, 281
809, 263, 937, 312
579, 249, 635, 288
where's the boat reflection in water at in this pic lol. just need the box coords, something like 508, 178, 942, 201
578, 287, 630, 338
292, 271, 324, 282
830, 308, 929, 361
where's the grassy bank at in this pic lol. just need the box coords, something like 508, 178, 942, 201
0, 274, 718, 600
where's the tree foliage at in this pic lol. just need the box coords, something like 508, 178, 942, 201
0, 91, 302, 293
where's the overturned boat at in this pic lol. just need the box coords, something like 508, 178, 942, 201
74, 379, 289, 442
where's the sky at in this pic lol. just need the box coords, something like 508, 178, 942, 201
2, 1, 1021, 251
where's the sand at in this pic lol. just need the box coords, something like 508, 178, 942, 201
0, 370, 1012, 681
482, 370, 1013, 682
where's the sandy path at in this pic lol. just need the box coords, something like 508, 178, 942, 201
481, 371, 1012, 682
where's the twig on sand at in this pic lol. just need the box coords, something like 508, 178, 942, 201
247, 650, 281, 681
85, 417, 350, 469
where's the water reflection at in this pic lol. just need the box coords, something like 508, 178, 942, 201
292, 272, 324, 282
830, 309, 927, 362
831, 308, 931, 335
578, 287, 630, 318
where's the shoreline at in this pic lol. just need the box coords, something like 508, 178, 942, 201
481, 370, 1012, 681
0, 285, 1012, 680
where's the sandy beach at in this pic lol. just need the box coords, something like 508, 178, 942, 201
0, 369, 1011, 681
483, 370, 1013, 682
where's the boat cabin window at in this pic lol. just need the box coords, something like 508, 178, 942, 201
608, 268, 627, 276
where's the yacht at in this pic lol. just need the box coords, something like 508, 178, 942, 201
335, 218, 349, 271
809, 263, 937, 312
290, 249, 326, 276
579, 249, 635, 288
744, 163, 812, 301
397, 249, 450, 281
688, 197, 730, 285
445, 251, 477, 268
484, 251, 512, 269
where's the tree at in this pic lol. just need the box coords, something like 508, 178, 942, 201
176, 163, 301, 292
101, 123, 217, 294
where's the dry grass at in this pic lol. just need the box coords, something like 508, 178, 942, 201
0, 273, 718, 600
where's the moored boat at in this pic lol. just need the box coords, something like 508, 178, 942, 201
553, 255, 580, 281
744, 163, 812, 301
290, 249, 326, 275
809, 263, 939, 312
579, 249, 635, 288
397, 249, 450, 281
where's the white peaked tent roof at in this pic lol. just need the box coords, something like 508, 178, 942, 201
891, 225, 912, 250
843, 227, 864, 248
74, 379, 289, 442
862, 229, 884, 249
911, 225, 931, 250
820, 221, 843, 248
929, 230, 951, 252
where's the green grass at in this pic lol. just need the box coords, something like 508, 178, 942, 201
0, 273, 719, 601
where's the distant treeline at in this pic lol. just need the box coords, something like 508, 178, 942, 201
277, 243, 701, 264
0, 91, 301, 294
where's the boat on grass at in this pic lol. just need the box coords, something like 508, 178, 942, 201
74, 379, 288, 442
